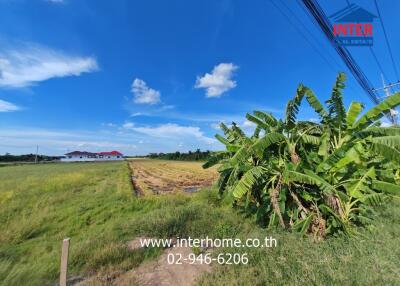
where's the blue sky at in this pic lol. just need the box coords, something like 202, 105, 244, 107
0, 0, 399, 155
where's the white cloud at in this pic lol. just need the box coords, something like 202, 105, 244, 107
211, 120, 256, 136
159, 104, 175, 111
133, 123, 202, 138
122, 122, 135, 129
308, 118, 319, 123
241, 120, 256, 135
0, 128, 138, 155
123, 122, 216, 145
242, 120, 255, 128
210, 122, 221, 130
0, 125, 222, 155
75, 141, 136, 149
127, 104, 175, 118
0, 44, 98, 88
131, 78, 161, 105
211, 119, 255, 133
0, 99, 20, 112
195, 63, 238, 97
47, 0, 64, 3
131, 112, 143, 117
381, 121, 393, 127
101, 122, 116, 127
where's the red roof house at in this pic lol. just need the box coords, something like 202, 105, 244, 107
62, 150, 124, 162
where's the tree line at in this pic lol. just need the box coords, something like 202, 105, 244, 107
0, 153, 60, 162
146, 149, 212, 161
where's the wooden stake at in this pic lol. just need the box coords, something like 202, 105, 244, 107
60, 238, 70, 286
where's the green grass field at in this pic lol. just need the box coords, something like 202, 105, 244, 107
0, 161, 160, 285
0, 161, 399, 285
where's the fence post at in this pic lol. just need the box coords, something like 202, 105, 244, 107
60, 238, 70, 286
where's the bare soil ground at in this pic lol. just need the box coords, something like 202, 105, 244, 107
115, 246, 212, 286
76, 238, 212, 286
128, 159, 218, 195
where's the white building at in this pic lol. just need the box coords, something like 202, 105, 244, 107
61, 151, 124, 162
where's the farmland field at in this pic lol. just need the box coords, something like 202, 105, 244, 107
0, 161, 146, 285
128, 159, 218, 194
0, 160, 399, 285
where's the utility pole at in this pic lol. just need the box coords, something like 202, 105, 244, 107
372, 75, 399, 125
35, 145, 39, 164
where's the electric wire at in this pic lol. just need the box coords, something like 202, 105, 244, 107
277, 0, 343, 71
374, 0, 400, 81
345, 0, 396, 95
343, 0, 392, 90
269, 0, 339, 73
300, 0, 380, 105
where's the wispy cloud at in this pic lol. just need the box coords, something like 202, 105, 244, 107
123, 122, 216, 144
0, 99, 20, 112
308, 118, 319, 123
128, 109, 245, 124
0, 43, 98, 88
195, 63, 238, 97
128, 104, 175, 118
122, 122, 135, 129
46, 0, 65, 4
0, 122, 223, 155
240, 120, 256, 135
131, 78, 161, 105
380, 119, 394, 127
0, 127, 138, 155
210, 122, 221, 130
101, 122, 116, 127
211, 119, 256, 135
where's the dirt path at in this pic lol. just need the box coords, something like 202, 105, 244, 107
76, 239, 212, 286
75, 160, 217, 285
115, 246, 212, 286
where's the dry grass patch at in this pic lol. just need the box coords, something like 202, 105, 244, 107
128, 159, 218, 195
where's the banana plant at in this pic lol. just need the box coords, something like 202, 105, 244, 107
204, 73, 400, 238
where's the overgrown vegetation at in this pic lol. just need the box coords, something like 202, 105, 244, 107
198, 201, 400, 286
0, 161, 399, 285
204, 73, 400, 237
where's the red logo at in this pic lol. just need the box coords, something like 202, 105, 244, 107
333, 23, 373, 37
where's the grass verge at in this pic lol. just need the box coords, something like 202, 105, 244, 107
0, 161, 398, 285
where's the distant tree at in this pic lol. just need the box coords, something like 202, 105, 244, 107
145, 150, 213, 161
0, 153, 61, 162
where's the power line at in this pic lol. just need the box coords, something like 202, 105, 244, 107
300, 0, 379, 104
368, 46, 392, 89
344, 0, 393, 93
277, 0, 342, 71
300, 0, 397, 124
294, 0, 360, 97
269, 0, 339, 73
374, 0, 400, 80
292, 0, 364, 96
